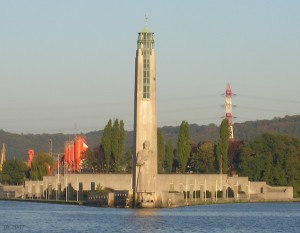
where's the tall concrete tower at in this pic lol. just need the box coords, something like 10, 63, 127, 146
132, 26, 158, 207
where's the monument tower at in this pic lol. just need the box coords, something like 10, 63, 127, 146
132, 23, 158, 207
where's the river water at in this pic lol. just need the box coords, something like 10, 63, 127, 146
0, 200, 299, 233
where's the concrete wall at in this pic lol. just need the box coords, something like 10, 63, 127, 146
24, 174, 132, 197
157, 174, 229, 193
23, 173, 294, 201
0, 185, 23, 198
251, 182, 293, 200
250, 181, 267, 195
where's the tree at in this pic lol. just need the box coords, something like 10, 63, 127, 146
0, 159, 28, 185
111, 119, 120, 172
177, 121, 191, 173
157, 128, 165, 173
30, 153, 54, 180
102, 120, 112, 172
111, 119, 125, 172
101, 119, 125, 173
166, 139, 174, 173
286, 154, 300, 197
95, 145, 106, 173
228, 140, 244, 174
124, 147, 133, 173
190, 142, 215, 173
119, 120, 125, 171
238, 133, 300, 197
81, 149, 97, 172
216, 119, 230, 173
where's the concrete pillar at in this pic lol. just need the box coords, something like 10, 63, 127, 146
25, 185, 29, 198
68, 183, 72, 200
58, 183, 61, 199
223, 185, 227, 200
108, 193, 114, 207
200, 185, 205, 201
91, 182, 95, 192
79, 182, 83, 201
40, 184, 44, 199
211, 186, 216, 201
189, 184, 194, 201
234, 185, 238, 200
133, 28, 157, 207
48, 184, 52, 199
169, 183, 175, 192
32, 184, 36, 199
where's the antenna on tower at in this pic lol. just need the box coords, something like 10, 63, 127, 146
145, 14, 148, 28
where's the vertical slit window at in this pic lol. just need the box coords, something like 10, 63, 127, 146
143, 32, 151, 99
137, 31, 154, 99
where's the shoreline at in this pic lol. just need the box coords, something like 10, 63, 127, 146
1, 197, 299, 208
0, 198, 84, 206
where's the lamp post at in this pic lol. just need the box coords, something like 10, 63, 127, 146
56, 153, 60, 200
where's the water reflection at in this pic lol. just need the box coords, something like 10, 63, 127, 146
1, 201, 300, 233
131, 209, 160, 233
134, 208, 159, 217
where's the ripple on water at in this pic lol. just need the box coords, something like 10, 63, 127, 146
0, 201, 299, 233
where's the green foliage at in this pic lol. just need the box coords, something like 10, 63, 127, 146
238, 133, 300, 197
111, 119, 125, 172
216, 119, 230, 173
228, 140, 244, 173
61, 185, 77, 200
30, 153, 53, 180
3, 115, 300, 162
102, 120, 112, 172
166, 139, 174, 173
101, 119, 125, 173
111, 119, 120, 172
235, 115, 300, 140
95, 184, 114, 193
157, 128, 165, 173
177, 121, 191, 173
81, 145, 106, 173
81, 149, 98, 172
119, 120, 125, 170
124, 147, 133, 173
0, 130, 76, 161
0, 159, 28, 185
96, 183, 103, 192
190, 142, 216, 173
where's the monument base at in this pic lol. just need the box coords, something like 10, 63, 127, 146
137, 191, 156, 208
141, 202, 155, 208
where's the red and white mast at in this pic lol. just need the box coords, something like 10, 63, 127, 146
225, 83, 234, 141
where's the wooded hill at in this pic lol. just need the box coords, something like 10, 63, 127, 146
1, 115, 300, 161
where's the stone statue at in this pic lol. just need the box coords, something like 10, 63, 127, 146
136, 140, 154, 194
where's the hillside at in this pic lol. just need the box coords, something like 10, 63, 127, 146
1, 115, 300, 160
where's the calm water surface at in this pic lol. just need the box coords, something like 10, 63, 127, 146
0, 200, 299, 232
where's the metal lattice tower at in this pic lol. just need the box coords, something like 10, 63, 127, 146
225, 83, 234, 141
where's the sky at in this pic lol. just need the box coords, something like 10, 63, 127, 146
0, 0, 300, 134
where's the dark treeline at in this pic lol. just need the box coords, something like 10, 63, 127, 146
1, 116, 300, 197
1, 115, 300, 161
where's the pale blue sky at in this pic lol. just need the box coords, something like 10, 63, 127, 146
1, 0, 299, 134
